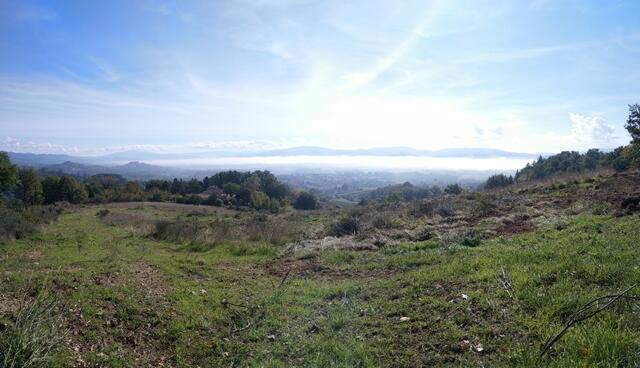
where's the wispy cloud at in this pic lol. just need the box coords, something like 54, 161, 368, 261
0, 136, 283, 156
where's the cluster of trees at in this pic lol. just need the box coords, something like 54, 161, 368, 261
366, 182, 443, 202
488, 104, 640, 185
0, 154, 319, 212
484, 174, 515, 189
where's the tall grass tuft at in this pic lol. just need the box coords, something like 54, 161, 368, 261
0, 296, 63, 368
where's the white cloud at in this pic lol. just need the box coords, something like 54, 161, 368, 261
569, 113, 616, 143
0, 137, 80, 154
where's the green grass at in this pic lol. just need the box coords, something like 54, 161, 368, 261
1, 206, 640, 367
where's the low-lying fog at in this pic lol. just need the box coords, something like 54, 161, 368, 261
144, 155, 531, 171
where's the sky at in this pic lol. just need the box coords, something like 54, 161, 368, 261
0, 0, 639, 156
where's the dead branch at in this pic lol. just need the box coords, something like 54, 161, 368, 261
278, 268, 292, 288
539, 284, 638, 359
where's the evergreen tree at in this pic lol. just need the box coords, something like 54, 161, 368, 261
625, 104, 640, 143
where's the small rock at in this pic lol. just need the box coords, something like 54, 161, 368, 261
462, 294, 469, 300
399, 317, 411, 322
266, 334, 276, 340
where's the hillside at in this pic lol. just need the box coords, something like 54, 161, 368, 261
2, 170, 640, 366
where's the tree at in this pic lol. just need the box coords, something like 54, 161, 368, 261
444, 184, 462, 195
294, 191, 319, 210
58, 176, 88, 203
16, 168, 43, 206
625, 104, 640, 143
0, 151, 17, 193
42, 176, 62, 204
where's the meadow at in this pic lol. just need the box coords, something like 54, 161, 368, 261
2, 172, 640, 367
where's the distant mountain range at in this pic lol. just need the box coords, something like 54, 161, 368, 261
8, 146, 541, 167
3, 146, 545, 182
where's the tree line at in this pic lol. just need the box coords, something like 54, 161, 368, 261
483, 103, 640, 189
0, 158, 319, 212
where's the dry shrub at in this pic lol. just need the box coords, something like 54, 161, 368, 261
371, 214, 403, 229
151, 217, 303, 248
244, 219, 302, 246
436, 201, 456, 218
96, 210, 156, 236
327, 216, 361, 237
0, 205, 62, 241
414, 200, 435, 217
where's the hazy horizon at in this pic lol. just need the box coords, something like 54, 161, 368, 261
1, 0, 639, 157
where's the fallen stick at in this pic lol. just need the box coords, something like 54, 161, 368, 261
539, 284, 638, 359
278, 268, 292, 288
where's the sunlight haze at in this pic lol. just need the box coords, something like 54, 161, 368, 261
1, 0, 638, 156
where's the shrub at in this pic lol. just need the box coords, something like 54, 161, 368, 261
0, 207, 34, 240
461, 235, 481, 247
153, 220, 199, 242
444, 184, 463, 195
414, 227, 434, 241
436, 202, 456, 217
472, 195, 497, 216
294, 192, 319, 210
175, 195, 202, 205
414, 201, 435, 217
328, 216, 361, 237
371, 215, 401, 229
460, 230, 482, 247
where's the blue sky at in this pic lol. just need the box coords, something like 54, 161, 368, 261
0, 0, 639, 155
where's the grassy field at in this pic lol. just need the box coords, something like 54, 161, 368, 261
2, 178, 640, 366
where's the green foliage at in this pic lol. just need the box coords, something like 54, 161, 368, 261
85, 174, 127, 189
625, 103, 640, 143
41, 175, 88, 204
294, 191, 319, 210
484, 173, 514, 189
444, 184, 462, 195
367, 182, 440, 202
41, 176, 61, 204
0, 151, 17, 193
16, 168, 43, 206
58, 176, 88, 204
517, 150, 613, 181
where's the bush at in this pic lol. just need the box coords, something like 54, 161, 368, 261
461, 235, 481, 247
328, 216, 361, 237
371, 215, 401, 229
444, 184, 462, 195
152, 220, 202, 243
0, 207, 34, 240
436, 202, 456, 217
294, 191, 319, 210
175, 195, 203, 205
414, 201, 435, 217
414, 227, 434, 241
